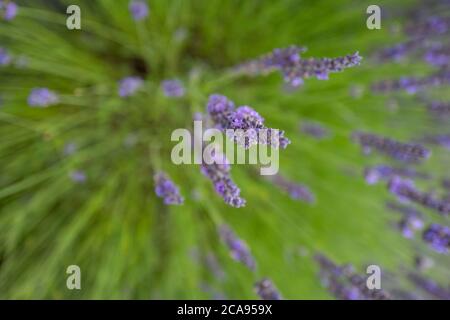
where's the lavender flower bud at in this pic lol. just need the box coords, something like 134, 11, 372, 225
154, 171, 184, 205
270, 174, 315, 203
352, 131, 431, 162
388, 177, 450, 215
129, 0, 149, 21
69, 170, 86, 183
201, 150, 246, 208
300, 120, 330, 139
422, 224, 450, 253
218, 224, 255, 270
27, 88, 59, 107
161, 79, 185, 97
0, 47, 11, 66
254, 278, 282, 300
0, 1, 17, 21
118, 76, 143, 97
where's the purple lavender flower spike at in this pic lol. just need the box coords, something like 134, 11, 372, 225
388, 177, 450, 215
422, 224, 450, 254
352, 131, 431, 162
206, 94, 290, 149
218, 224, 255, 270
69, 170, 86, 183
154, 171, 184, 205
422, 134, 450, 150
161, 79, 185, 98
0, 1, 17, 21
405, 16, 450, 38
315, 254, 390, 300
28, 88, 59, 107
270, 174, 315, 203
255, 278, 282, 300
235, 46, 361, 87
0, 47, 11, 66
364, 165, 429, 185
408, 273, 450, 300
427, 100, 450, 117
300, 120, 330, 140
424, 44, 450, 67
376, 39, 424, 62
129, 0, 149, 21
118, 76, 143, 97
201, 150, 246, 208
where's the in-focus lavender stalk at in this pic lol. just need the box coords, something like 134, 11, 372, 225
372, 70, 450, 94
388, 177, 450, 216
154, 171, 184, 205
201, 150, 246, 208
352, 131, 431, 162
161, 79, 185, 98
408, 273, 450, 299
218, 224, 255, 270
254, 278, 282, 300
69, 170, 86, 183
299, 120, 330, 140
422, 223, 450, 253
364, 165, 429, 185
118, 76, 143, 97
0, 47, 11, 66
27, 88, 59, 107
129, 0, 149, 21
0, 0, 17, 21
206, 94, 290, 149
235, 46, 361, 87
314, 254, 391, 300
269, 174, 315, 204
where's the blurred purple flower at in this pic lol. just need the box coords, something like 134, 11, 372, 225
69, 170, 86, 183
364, 165, 429, 185
408, 273, 450, 299
427, 100, 450, 117
219, 224, 255, 270
422, 134, 450, 150
28, 88, 59, 107
0, 47, 11, 66
422, 224, 450, 253
161, 79, 185, 98
270, 174, 315, 204
0, 1, 17, 21
118, 76, 143, 97
352, 131, 431, 162
424, 44, 450, 67
255, 278, 282, 300
129, 0, 149, 21
300, 120, 330, 140
154, 171, 184, 205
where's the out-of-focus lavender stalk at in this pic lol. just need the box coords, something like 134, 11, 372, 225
314, 254, 391, 300
0, 47, 11, 66
364, 165, 429, 185
300, 120, 330, 140
376, 39, 426, 62
218, 224, 256, 270
0, 0, 17, 21
206, 94, 290, 149
372, 70, 450, 94
422, 223, 450, 253
234, 46, 361, 87
408, 273, 450, 299
154, 171, 184, 205
69, 170, 87, 184
269, 174, 315, 204
404, 16, 450, 38
421, 134, 450, 150
129, 0, 149, 21
27, 88, 59, 107
161, 79, 185, 98
352, 131, 431, 162
201, 150, 246, 208
426, 100, 450, 117
424, 44, 450, 67
388, 177, 450, 216
254, 278, 282, 300
118, 76, 143, 97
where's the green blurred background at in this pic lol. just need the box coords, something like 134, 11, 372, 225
0, 0, 448, 299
